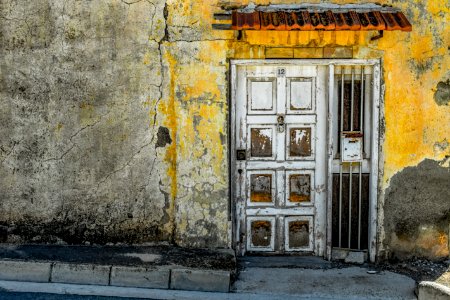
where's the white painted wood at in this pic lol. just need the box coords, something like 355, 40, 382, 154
369, 62, 381, 263
247, 161, 316, 170
246, 115, 316, 124
326, 64, 335, 260
246, 207, 315, 216
313, 66, 328, 257
364, 73, 373, 158
276, 170, 285, 208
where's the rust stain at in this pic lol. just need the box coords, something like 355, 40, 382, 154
290, 128, 312, 157
251, 128, 272, 157
289, 174, 311, 203
229, 9, 411, 32
250, 174, 272, 202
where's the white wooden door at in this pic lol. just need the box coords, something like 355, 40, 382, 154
233, 64, 327, 256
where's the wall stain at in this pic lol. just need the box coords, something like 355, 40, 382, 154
383, 159, 450, 259
434, 79, 450, 106
155, 126, 172, 148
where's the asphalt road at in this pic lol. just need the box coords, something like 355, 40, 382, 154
0, 291, 154, 300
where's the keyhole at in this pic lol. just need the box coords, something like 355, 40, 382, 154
277, 115, 285, 133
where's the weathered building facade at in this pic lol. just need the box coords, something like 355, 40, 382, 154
0, 0, 449, 261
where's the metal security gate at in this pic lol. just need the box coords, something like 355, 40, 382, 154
231, 60, 380, 261
330, 66, 375, 253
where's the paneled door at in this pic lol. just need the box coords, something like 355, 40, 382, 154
232, 64, 327, 256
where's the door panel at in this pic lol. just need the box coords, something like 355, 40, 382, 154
234, 64, 327, 255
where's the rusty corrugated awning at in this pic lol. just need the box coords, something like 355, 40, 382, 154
213, 4, 412, 32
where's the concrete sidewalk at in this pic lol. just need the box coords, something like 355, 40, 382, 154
0, 245, 419, 299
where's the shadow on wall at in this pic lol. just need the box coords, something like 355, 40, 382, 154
383, 158, 450, 260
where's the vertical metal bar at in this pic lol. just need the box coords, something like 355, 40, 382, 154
358, 66, 364, 250
348, 162, 353, 249
358, 161, 362, 249
360, 66, 364, 133
338, 67, 344, 248
350, 67, 354, 131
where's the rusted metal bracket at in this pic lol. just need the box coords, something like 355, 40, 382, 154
370, 30, 384, 41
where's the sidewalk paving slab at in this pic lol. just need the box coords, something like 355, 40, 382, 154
0, 260, 51, 283
171, 269, 230, 293
110, 266, 170, 289
51, 263, 110, 286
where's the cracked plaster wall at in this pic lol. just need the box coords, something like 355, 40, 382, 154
0, 0, 449, 257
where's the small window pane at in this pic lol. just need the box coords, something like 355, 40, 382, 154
250, 174, 272, 202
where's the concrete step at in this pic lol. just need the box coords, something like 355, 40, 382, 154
0, 244, 235, 293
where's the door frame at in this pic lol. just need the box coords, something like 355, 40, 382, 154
230, 59, 381, 262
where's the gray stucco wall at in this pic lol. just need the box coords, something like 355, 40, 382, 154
0, 0, 229, 246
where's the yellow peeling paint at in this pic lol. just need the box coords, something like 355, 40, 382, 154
159, 51, 178, 237
179, 67, 221, 101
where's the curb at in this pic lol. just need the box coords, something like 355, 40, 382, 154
0, 259, 231, 293
418, 281, 450, 300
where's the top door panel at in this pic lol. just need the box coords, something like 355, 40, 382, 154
247, 77, 277, 114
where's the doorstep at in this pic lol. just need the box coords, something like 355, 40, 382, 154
0, 244, 235, 293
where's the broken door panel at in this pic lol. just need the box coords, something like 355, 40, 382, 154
287, 126, 314, 159
285, 216, 314, 251
247, 216, 275, 251
249, 126, 275, 159
286, 170, 314, 205
248, 171, 275, 205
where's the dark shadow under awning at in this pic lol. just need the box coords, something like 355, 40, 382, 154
213, 4, 412, 32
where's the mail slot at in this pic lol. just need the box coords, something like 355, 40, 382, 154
341, 132, 363, 162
